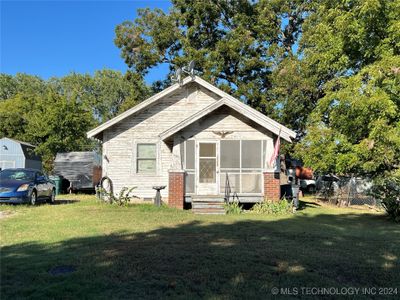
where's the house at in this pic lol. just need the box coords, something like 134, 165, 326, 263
0, 137, 42, 170
87, 76, 296, 209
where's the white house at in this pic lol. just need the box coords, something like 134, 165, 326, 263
87, 76, 295, 211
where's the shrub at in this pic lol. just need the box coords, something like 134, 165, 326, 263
98, 186, 138, 206
251, 199, 293, 215
370, 176, 400, 223
224, 201, 242, 214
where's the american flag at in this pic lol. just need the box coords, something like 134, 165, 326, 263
269, 129, 281, 167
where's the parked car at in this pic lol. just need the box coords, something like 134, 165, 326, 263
0, 168, 55, 205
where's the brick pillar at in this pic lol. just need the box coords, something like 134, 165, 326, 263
168, 171, 185, 209
264, 172, 281, 201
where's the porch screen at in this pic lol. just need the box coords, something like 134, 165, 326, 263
220, 140, 263, 194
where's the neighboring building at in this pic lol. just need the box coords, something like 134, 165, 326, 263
0, 137, 42, 170
54, 151, 102, 192
87, 76, 296, 209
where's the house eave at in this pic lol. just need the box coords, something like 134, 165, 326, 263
86, 75, 297, 141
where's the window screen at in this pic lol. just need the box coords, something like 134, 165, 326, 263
220, 173, 240, 194
185, 140, 195, 170
220, 140, 240, 169
241, 174, 262, 193
241, 140, 262, 168
199, 143, 216, 157
137, 144, 156, 174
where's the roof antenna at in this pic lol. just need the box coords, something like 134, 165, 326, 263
170, 67, 183, 86
171, 60, 195, 86
182, 60, 195, 79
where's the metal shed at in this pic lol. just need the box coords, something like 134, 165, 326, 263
0, 137, 42, 170
54, 151, 102, 192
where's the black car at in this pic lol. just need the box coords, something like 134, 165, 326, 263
0, 168, 56, 205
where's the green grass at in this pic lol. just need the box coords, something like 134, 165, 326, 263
1, 195, 399, 299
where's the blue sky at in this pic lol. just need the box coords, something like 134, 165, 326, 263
1, 0, 172, 83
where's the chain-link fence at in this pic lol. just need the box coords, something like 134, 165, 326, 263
314, 176, 379, 207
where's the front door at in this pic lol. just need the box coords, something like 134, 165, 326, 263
196, 141, 218, 195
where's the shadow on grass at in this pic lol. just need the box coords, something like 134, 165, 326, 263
297, 200, 321, 211
1, 212, 399, 299
52, 199, 80, 205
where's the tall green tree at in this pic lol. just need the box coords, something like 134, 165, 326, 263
294, 0, 400, 177
0, 73, 47, 101
0, 70, 151, 170
24, 90, 96, 170
49, 70, 150, 123
115, 0, 310, 135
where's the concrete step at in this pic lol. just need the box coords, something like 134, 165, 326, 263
192, 195, 225, 202
192, 197, 226, 215
192, 202, 225, 207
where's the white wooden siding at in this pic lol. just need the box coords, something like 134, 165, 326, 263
102, 83, 221, 198
102, 82, 277, 200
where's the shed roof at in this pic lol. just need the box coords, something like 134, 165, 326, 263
1, 137, 36, 147
55, 151, 98, 162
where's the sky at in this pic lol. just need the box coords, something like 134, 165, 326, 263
0, 0, 172, 83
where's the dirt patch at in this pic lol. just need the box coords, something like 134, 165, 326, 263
0, 211, 14, 220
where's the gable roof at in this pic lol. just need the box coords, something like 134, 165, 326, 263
1, 137, 36, 147
87, 76, 296, 141
159, 98, 294, 142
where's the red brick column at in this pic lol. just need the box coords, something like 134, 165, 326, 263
168, 171, 185, 209
264, 172, 281, 201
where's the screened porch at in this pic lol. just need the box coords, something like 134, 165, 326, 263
182, 139, 267, 200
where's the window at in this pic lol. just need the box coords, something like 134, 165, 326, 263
199, 143, 216, 183
137, 143, 156, 174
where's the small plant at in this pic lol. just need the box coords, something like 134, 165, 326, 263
98, 186, 138, 206
370, 176, 400, 223
251, 199, 292, 215
114, 186, 138, 206
224, 201, 242, 214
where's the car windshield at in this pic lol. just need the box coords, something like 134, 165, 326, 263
0, 170, 36, 181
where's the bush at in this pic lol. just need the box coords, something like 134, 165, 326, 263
251, 199, 293, 215
99, 186, 138, 206
224, 201, 242, 214
370, 177, 400, 222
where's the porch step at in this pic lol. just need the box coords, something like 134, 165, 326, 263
192, 196, 226, 215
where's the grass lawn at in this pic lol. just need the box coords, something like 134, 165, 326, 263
1, 195, 399, 299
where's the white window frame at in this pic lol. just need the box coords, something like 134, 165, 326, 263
132, 139, 160, 176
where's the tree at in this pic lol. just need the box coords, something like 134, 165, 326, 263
49, 70, 150, 123
295, 56, 400, 176
23, 90, 96, 171
0, 70, 150, 171
0, 73, 47, 101
294, 0, 400, 180
114, 0, 311, 136
0, 89, 96, 171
